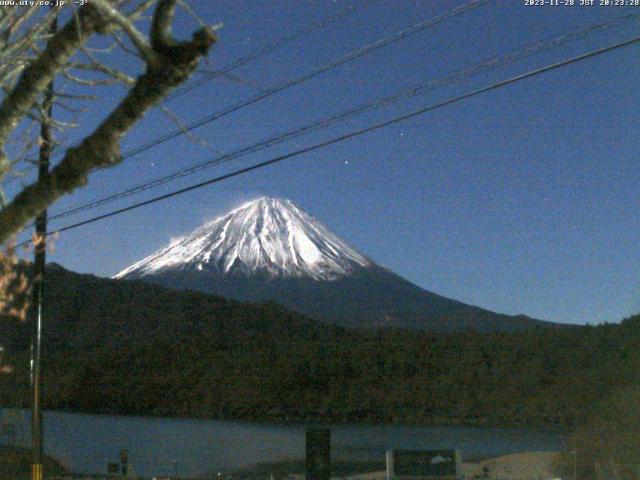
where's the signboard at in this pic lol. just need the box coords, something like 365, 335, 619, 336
305, 428, 331, 480
386, 449, 461, 479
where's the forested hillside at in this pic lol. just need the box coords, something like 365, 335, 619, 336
1, 265, 638, 428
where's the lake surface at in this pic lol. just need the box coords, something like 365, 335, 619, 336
1, 409, 566, 477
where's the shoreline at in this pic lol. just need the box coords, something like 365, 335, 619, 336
0, 448, 561, 480
0, 409, 566, 478
234, 452, 562, 479
0, 405, 570, 434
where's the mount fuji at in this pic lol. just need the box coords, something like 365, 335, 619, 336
115, 197, 553, 332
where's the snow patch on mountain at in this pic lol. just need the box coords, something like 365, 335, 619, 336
115, 197, 372, 281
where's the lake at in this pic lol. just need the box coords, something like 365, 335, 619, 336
1, 409, 566, 477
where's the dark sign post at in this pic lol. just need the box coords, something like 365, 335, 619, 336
386, 449, 461, 480
30, 10, 56, 478
306, 428, 331, 480
120, 449, 129, 475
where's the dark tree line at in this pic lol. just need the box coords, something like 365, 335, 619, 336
1, 265, 638, 436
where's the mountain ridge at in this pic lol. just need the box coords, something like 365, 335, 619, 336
116, 197, 557, 332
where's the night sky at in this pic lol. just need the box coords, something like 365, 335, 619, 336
6, 0, 640, 325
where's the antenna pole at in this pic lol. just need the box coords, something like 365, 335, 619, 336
31, 8, 57, 480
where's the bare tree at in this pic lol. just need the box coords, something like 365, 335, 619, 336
0, 0, 217, 245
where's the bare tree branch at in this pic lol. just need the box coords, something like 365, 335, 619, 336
128, 0, 158, 21
73, 60, 135, 85
150, 0, 177, 52
0, 3, 216, 244
0, 5, 107, 149
159, 101, 207, 148
62, 69, 126, 86
91, 0, 156, 63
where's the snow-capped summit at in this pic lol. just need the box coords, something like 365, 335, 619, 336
115, 197, 372, 281
115, 196, 554, 332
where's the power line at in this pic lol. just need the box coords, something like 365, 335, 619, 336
165, 0, 379, 102
0, 0, 378, 184
20, 33, 638, 246
6, 0, 490, 187
49, 13, 640, 221
104, 0, 490, 162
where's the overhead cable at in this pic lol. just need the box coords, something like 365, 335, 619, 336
49, 13, 640, 221
20, 33, 638, 246
111, 0, 491, 161
0, 0, 379, 184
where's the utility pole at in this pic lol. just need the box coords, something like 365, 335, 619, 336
31, 9, 57, 480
